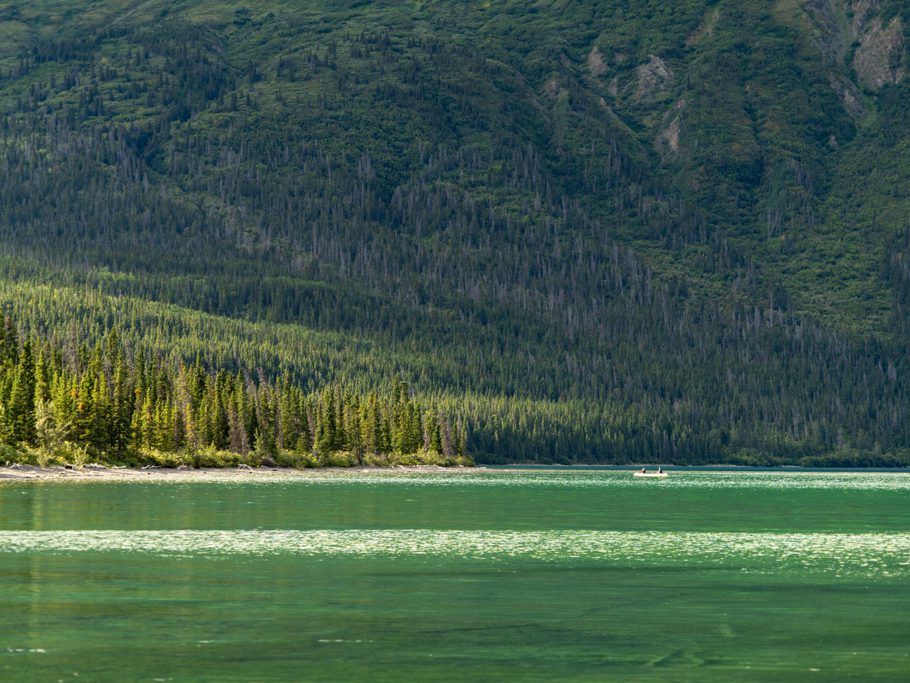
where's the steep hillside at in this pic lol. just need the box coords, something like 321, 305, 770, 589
0, 0, 909, 464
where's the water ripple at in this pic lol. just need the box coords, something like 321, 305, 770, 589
248, 471, 910, 491
1, 529, 907, 577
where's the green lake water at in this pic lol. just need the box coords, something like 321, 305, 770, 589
1, 470, 909, 681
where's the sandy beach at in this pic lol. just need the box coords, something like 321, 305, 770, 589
0, 463, 483, 483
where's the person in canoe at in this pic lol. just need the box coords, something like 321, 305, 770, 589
640, 467, 647, 474
657, 466, 663, 474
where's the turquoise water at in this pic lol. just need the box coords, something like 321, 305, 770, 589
1, 470, 909, 681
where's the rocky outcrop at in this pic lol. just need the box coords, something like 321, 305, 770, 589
587, 46, 606, 78
655, 115, 681, 156
686, 7, 720, 48
802, 0, 904, 113
850, 0, 877, 36
853, 15, 905, 89
655, 99, 686, 157
633, 55, 673, 101
543, 77, 569, 101
829, 74, 868, 118
607, 76, 618, 97
804, 0, 849, 63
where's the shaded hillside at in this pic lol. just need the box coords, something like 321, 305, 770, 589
0, 0, 909, 464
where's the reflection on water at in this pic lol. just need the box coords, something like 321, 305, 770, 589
1, 529, 908, 578
185, 470, 910, 491
3, 472, 910, 682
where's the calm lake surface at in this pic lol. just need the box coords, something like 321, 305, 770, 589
1, 470, 909, 681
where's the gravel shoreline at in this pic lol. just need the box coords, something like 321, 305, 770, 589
0, 463, 482, 483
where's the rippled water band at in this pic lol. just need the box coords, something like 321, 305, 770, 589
178, 472, 910, 491
1, 529, 908, 577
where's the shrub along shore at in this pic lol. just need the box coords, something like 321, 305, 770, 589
0, 317, 472, 470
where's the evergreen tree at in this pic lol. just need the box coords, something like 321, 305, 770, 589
9, 340, 36, 444
315, 387, 336, 453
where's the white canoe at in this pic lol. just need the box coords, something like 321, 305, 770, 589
633, 472, 668, 478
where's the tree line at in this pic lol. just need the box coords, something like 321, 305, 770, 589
0, 317, 470, 468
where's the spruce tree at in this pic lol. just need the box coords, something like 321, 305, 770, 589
9, 340, 36, 444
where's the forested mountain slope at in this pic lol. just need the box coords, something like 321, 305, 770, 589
1, 0, 909, 464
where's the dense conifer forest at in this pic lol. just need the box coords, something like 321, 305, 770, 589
1, 1, 909, 465
0, 317, 470, 467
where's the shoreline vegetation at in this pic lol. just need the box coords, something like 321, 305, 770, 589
0, 318, 472, 471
